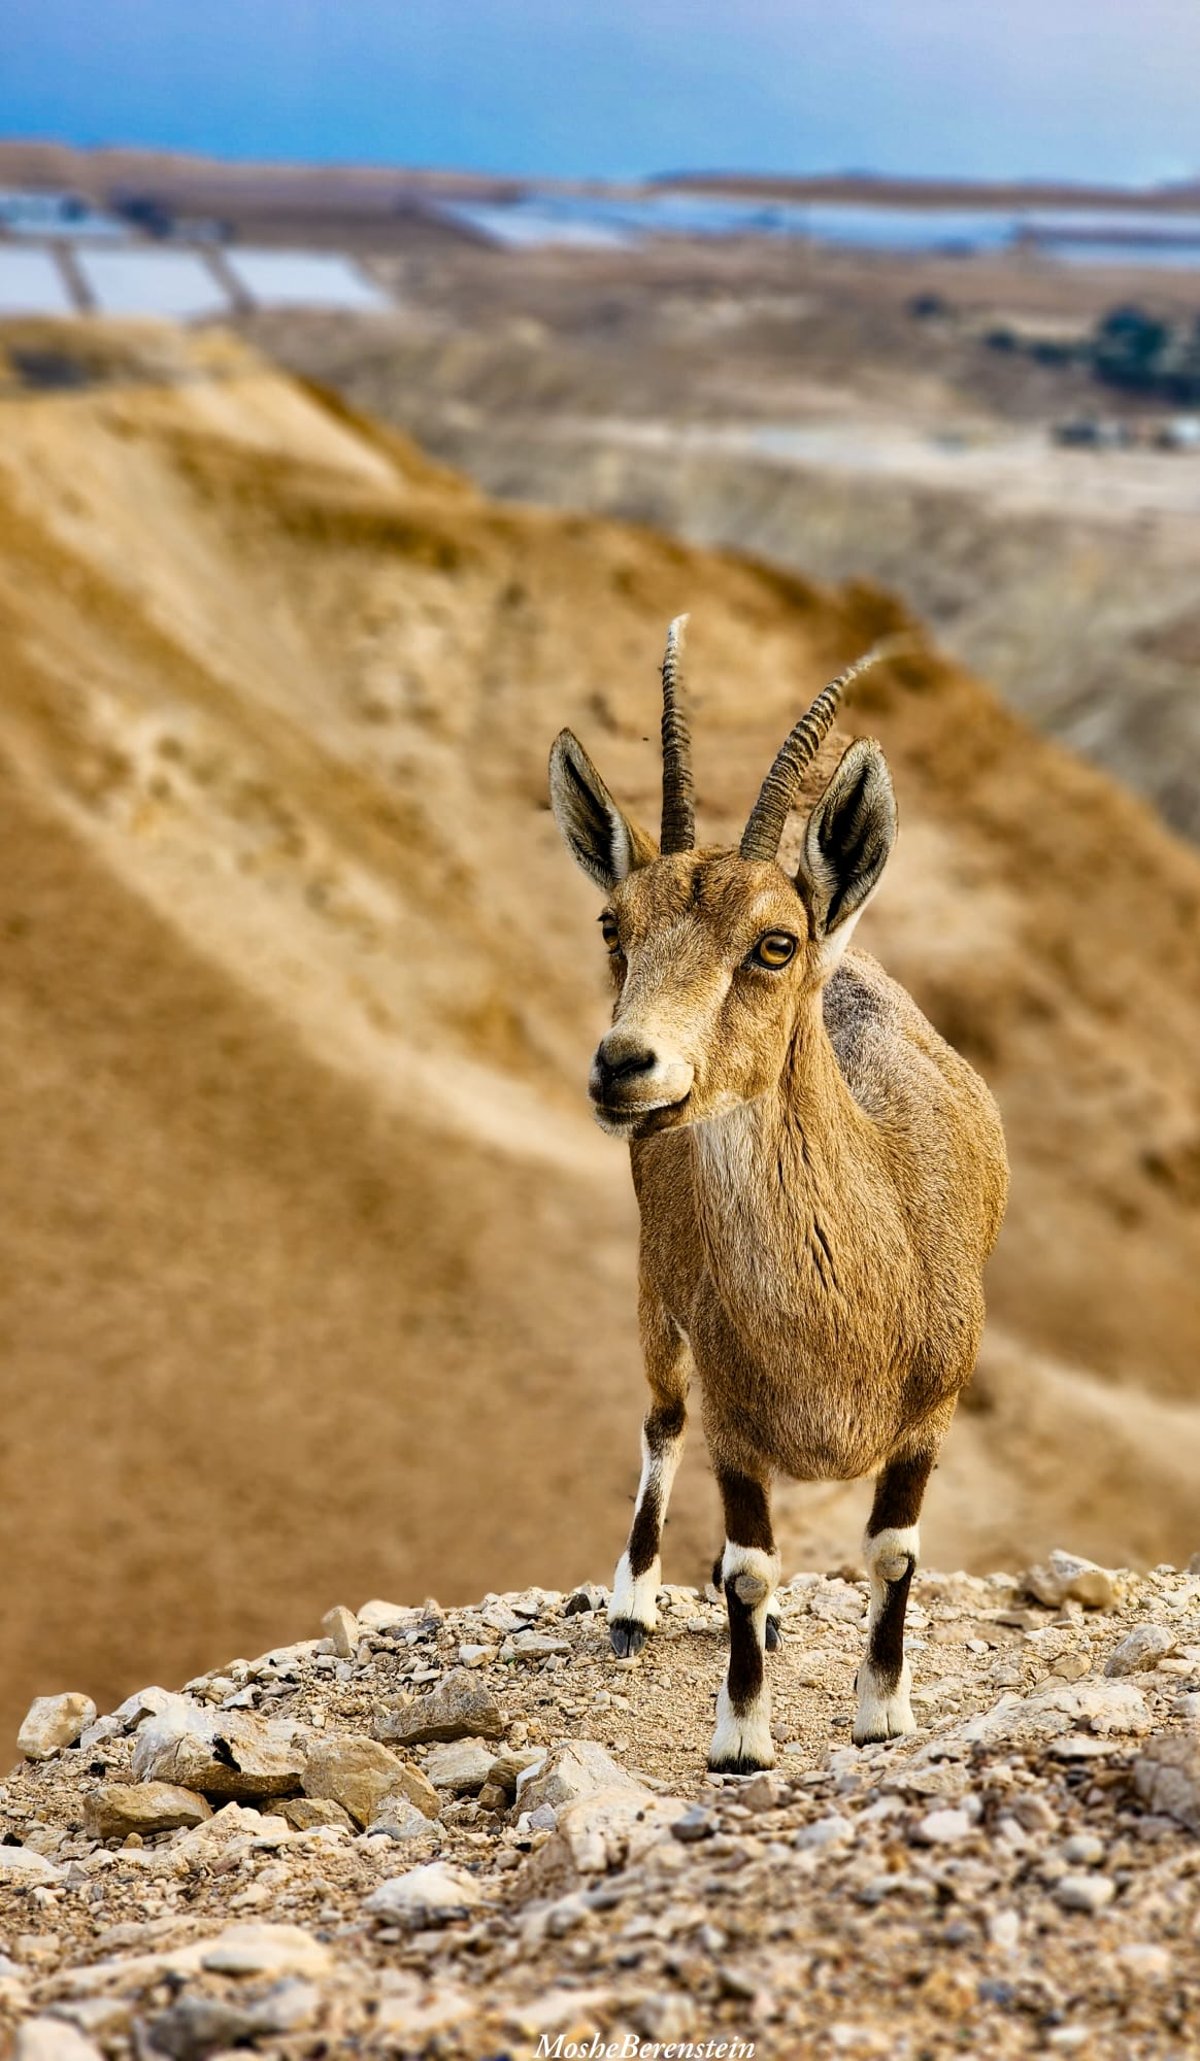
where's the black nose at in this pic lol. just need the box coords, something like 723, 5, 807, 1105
594, 1038, 657, 1092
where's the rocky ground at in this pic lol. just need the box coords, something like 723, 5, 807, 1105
3, 1556, 1200, 2060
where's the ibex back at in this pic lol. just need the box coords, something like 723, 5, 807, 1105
549, 620, 1008, 1771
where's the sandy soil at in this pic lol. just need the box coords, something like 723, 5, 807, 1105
0, 320, 1198, 1754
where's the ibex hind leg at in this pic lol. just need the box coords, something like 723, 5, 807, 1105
853, 1446, 935, 1745
708, 1470, 780, 1773
608, 1400, 686, 1657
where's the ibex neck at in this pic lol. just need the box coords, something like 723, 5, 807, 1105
688, 998, 860, 1318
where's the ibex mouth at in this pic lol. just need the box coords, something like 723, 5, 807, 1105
592, 1092, 692, 1140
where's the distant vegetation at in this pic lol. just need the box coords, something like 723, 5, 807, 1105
980, 302, 1200, 404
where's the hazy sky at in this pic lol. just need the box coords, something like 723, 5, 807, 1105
3, 0, 1199, 187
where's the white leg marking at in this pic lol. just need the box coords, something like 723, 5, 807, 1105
710, 1678, 776, 1770
708, 1542, 781, 1771
607, 1423, 684, 1632
853, 1523, 919, 1745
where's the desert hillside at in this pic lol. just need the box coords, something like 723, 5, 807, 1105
0, 319, 1199, 1747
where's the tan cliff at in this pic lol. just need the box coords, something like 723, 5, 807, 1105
0, 320, 1198, 1745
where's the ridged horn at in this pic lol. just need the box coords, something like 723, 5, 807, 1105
659, 613, 695, 855
739, 642, 901, 863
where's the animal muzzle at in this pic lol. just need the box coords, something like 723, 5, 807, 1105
589, 1029, 694, 1134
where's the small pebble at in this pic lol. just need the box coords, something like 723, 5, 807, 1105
1054, 1873, 1116, 1913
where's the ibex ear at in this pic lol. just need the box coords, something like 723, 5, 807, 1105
797, 738, 896, 961
549, 730, 658, 891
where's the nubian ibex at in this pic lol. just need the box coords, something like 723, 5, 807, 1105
549, 619, 1007, 1771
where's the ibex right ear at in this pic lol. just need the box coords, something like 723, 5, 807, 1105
549, 731, 658, 891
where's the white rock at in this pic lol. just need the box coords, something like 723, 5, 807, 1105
987, 1908, 1020, 1952
1023, 1550, 1116, 1611
1061, 1832, 1106, 1866
793, 1816, 852, 1851
1054, 1873, 1116, 1913
364, 1861, 484, 1927
962, 1678, 1149, 1749
517, 1740, 634, 1814
111, 1686, 173, 1730
366, 1796, 442, 1844
502, 1631, 571, 1661
131, 1697, 306, 1799
425, 1739, 497, 1795
1133, 1732, 1200, 1832
321, 1605, 359, 1659
14, 2022, 104, 2061
1117, 1942, 1172, 1982
1105, 1624, 1175, 1676
357, 1598, 416, 1630
0, 1847, 64, 1883
912, 1808, 972, 1845
553, 1786, 688, 1877
198, 1923, 331, 1977
17, 1694, 97, 1760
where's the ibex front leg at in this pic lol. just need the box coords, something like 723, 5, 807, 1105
608, 1292, 689, 1658
709, 1468, 780, 1773
854, 1446, 934, 1744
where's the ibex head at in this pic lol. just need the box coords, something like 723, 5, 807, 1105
549, 619, 899, 1138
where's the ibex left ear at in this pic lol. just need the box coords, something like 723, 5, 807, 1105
796, 738, 896, 962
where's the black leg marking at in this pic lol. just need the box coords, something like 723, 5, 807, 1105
708, 1470, 778, 1775
865, 1551, 914, 1690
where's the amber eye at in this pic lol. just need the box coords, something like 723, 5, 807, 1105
599, 913, 622, 954
748, 931, 797, 971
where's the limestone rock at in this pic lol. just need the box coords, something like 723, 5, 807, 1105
14, 2023, 104, 2061
367, 1796, 443, 1843
516, 1739, 635, 1814
547, 1785, 688, 1880
1105, 1624, 1175, 1676
375, 1668, 506, 1747
303, 1734, 438, 1827
1134, 1733, 1200, 1833
17, 1693, 97, 1760
0, 1846, 64, 1883
168, 1801, 292, 1869
1054, 1873, 1116, 1913
84, 1782, 212, 1840
272, 1795, 354, 1832
198, 1922, 331, 1977
364, 1861, 484, 1927
425, 1738, 498, 1795
131, 1697, 306, 1799
961, 1678, 1149, 1749
1022, 1550, 1116, 1611
321, 1604, 359, 1659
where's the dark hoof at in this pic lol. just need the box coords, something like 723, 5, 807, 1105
765, 1615, 782, 1652
711, 1556, 724, 1592
708, 1755, 774, 1776
609, 1617, 649, 1658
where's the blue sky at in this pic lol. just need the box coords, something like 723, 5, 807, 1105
2, 0, 1199, 187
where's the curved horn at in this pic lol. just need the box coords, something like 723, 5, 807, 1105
739, 642, 901, 863
659, 613, 695, 855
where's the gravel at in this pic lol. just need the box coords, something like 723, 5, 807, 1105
3, 1561, 1199, 2056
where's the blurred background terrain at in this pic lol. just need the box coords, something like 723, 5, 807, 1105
2, 3, 1200, 1745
